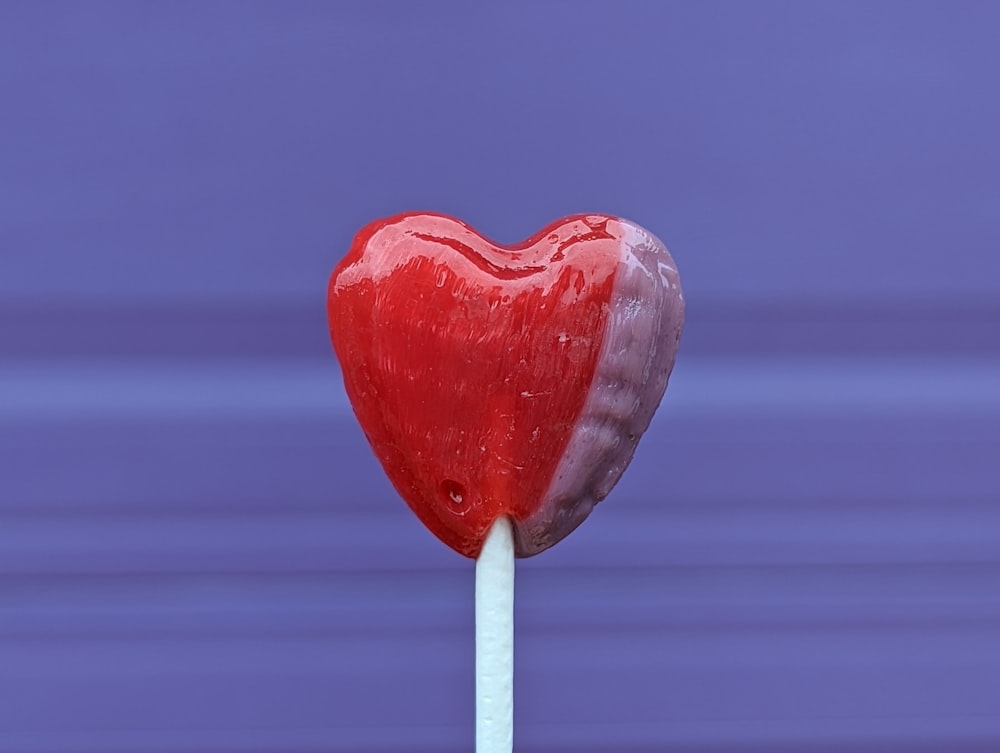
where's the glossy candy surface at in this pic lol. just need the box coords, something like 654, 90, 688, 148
327, 213, 684, 558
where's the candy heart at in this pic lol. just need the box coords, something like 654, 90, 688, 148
327, 213, 684, 558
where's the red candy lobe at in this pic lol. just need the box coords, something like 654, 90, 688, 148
328, 213, 619, 557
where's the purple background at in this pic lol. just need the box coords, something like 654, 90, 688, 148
2, 1, 999, 751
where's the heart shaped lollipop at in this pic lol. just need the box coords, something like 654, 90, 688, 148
327, 212, 684, 558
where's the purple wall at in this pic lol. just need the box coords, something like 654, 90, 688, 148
2, 1, 999, 751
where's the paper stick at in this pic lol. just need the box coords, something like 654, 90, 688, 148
475, 516, 514, 753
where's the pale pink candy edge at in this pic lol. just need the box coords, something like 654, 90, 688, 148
512, 219, 685, 556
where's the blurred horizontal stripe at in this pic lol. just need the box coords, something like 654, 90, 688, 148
1, 505, 999, 573
2, 356, 998, 420
0, 628, 999, 752
2, 299, 999, 359
3, 716, 999, 753
2, 563, 1000, 639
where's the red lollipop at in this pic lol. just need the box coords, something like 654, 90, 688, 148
328, 212, 684, 556
327, 212, 684, 751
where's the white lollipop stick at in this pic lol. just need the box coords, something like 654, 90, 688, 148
476, 516, 515, 753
